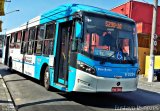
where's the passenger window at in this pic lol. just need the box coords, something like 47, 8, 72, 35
35, 25, 45, 55
11, 33, 15, 43
37, 25, 45, 40
36, 41, 43, 54
29, 28, 36, 41
21, 30, 27, 54
27, 27, 36, 55
24, 30, 29, 41
45, 24, 55, 39
17, 31, 22, 42
28, 41, 34, 54
43, 23, 55, 56
23, 30, 29, 53
10, 33, 15, 48
15, 31, 22, 49
14, 33, 18, 43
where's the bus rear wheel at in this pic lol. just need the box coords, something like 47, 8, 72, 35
44, 66, 50, 90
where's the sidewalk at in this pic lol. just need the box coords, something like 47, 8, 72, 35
0, 74, 16, 111
138, 75, 160, 93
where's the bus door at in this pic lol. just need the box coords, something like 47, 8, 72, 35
4, 36, 10, 65
54, 21, 72, 86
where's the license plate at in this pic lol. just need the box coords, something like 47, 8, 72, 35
112, 87, 122, 92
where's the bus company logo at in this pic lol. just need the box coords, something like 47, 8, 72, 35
97, 68, 112, 72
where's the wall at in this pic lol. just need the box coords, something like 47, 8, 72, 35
138, 47, 150, 74
111, 1, 160, 35
145, 56, 160, 77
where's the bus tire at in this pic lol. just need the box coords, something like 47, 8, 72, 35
157, 75, 160, 81
44, 66, 50, 90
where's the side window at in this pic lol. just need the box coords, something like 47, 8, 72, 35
17, 31, 22, 42
29, 28, 36, 41
24, 30, 29, 41
45, 23, 55, 39
11, 33, 15, 43
23, 30, 29, 54
43, 23, 55, 56
15, 31, 22, 48
14, 33, 18, 43
10, 33, 15, 48
21, 31, 25, 54
35, 25, 45, 55
28, 28, 36, 55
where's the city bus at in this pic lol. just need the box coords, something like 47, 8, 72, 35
2, 4, 139, 92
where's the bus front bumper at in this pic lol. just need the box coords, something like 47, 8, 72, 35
73, 69, 138, 92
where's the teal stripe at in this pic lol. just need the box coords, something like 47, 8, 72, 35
12, 59, 35, 66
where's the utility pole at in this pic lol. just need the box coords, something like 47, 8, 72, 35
148, 0, 158, 82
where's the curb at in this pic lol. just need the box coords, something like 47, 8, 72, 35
0, 74, 17, 111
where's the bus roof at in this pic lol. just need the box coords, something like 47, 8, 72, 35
40, 4, 134, 23
6, 4, 134, 34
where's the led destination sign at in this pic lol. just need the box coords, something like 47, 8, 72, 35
105, 21, 122, 29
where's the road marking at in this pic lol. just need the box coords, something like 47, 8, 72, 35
8, 98, 12, 101
2, 83, 6, 88
15, 98, 21, 101
0, 74, 16, 111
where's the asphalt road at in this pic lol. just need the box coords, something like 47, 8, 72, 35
0, 64, 160, 111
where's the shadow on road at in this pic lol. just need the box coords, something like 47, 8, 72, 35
0, 66, 160, 110
59, 89, 160, 109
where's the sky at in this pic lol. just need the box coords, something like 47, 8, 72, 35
0, 0, 159, 34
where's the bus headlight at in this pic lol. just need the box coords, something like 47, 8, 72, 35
77, 61, 96, 75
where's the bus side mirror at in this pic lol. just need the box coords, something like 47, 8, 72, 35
75, 22, 82, 39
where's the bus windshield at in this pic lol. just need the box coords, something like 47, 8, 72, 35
81, 15, 138, 63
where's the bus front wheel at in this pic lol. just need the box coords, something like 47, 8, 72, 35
44, 66, 50, 90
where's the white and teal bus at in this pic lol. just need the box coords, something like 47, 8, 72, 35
2, 4, 139, 92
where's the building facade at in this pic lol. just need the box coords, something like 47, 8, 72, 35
111, 1, 160, 74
